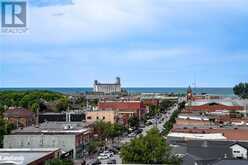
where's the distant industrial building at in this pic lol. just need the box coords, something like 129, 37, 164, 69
93, 77, 121, 94
4, 122, 91, 159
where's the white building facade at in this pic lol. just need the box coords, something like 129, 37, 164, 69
93, 77, 121, 94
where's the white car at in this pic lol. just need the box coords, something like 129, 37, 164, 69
98, 151, 114, 159
97, 155, 109, 160
128, 132, 137, 137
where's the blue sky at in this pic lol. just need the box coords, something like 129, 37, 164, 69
1, 0, 248, 87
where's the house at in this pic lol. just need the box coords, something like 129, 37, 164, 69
0, 148, 60, 165
179, 140, 248, 165
3, 107, 34, 128
4, 122, 92, 159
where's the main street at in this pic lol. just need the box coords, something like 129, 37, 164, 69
87, 104, 179, 165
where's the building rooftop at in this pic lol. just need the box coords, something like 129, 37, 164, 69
0, 148, 59, 165
98, 101, 145, 110
3, 107, 34, 118
213, 159, 248, 165
187, 98, 248, 107
168, 132, 227, 140
11, 122, 90, 135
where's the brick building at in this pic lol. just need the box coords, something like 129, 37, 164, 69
3, 107, 34, 128
98, 101, 147, 125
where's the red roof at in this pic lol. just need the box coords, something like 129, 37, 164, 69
4, 107, 34, 118
98, 101, 145, 111
185, 105, 243, 112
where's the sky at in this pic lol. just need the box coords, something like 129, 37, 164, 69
1, 0, 248, 88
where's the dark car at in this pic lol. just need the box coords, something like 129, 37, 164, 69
135, 128, 143, 134
108, 147, 119, 154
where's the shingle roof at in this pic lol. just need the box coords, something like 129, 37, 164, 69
3, 107, 34, 118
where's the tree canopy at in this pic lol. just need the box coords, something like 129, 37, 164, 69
128, 116, 139, 128
0, 90, 68, 112
160, 99, 176, 113
233, 83, 248, 99
120, 128, 180, 164
93, 120, 126, 141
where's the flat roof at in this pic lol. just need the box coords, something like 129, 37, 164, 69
11, 122, 90, 135
0, 148, 59, 165
168, 132, 226, 140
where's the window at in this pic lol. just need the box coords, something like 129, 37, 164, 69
103, 116, 105, 120
96, 116, 99, 119
87, 116, 91, 120
234, 151, 240, 153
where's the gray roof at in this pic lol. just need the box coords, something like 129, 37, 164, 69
181, 140, 248, 165
213, 159, 248, 165
0, 148, 59, 165
11, 122, 90, 135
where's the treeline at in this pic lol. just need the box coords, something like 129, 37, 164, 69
233, 82, 248, 99
0, 90, 68, 112
162, 101, 185, 135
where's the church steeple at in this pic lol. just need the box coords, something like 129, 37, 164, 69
187, 86, 193, 101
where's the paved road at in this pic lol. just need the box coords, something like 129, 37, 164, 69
119, 104, 178, 144
88, 105, 178, 164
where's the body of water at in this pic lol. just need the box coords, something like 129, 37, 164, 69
0, 87, 234, 96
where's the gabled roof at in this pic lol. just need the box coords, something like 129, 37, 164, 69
3, 107, 34, 118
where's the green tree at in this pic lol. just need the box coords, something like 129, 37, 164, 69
148, 105, 159, 117
233, 83, 248, 99
55, 97, 69, 112
120, 128, 180, 164
31, 102, 40, 113
160, 100, 176, 113
128, 116, 139, 128
0, 90, 67, 112
87, 140, 103, 154
45, 159, 73, 165
93, 121, 126, 142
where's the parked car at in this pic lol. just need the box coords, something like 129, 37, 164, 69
88, 159, 101, 165
108, 147, 119, 154
134, 128, 143, 134
107, 159, 117, 164
145, 121, 153, 126
97, 155, 109, 160
128, 132, 137, 137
